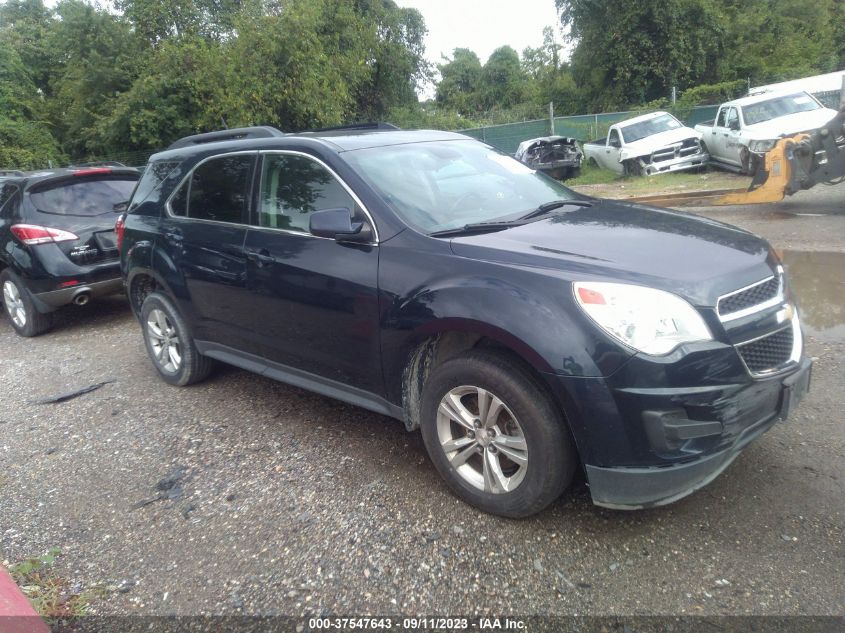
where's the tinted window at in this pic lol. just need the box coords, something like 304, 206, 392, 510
258, 154, 354, 232
185, 155, 254, 223
29, 178, 138, 216
725, 108, 739, 129
608, 129, 621, 147
170, 180, 188, 217
716, 108, 727, 127
129, 161, 181, 212
0, 183, 20, 218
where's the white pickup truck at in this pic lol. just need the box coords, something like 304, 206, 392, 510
582, 111, 709, 176
694, 91, 838, 174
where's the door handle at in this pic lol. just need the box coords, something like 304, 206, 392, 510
246, 248, 276, 266
163, 230, 183, 243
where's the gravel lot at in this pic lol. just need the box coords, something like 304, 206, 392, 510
1, 186, 843, 618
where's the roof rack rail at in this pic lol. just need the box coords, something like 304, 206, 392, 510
68, 161, 127, 168
167, 126, 285, 150
306, 122, 401, 133
0, 170, 26, 177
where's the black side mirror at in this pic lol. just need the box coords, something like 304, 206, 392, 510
309, 208, 372, 243
729, 120, 740, 131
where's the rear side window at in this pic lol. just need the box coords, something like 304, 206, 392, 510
170, 154, 254, 223
0, 183, 20, 218
29, 178, 138, 216
128, 161, 181, 212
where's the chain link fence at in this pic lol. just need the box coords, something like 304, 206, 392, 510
458, 105, 720, 155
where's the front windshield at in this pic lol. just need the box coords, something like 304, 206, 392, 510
742, 93, 821, 126
343, 140, 578, 233
619, 114, 682, 143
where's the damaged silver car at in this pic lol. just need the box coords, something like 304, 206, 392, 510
515, 136, 583, 180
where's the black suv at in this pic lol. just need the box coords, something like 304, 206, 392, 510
0, 165, 140, 336
119, 125, 811, 517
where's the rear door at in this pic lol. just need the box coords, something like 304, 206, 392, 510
160, 152, 259, 353
25, 171, 139, 267
243, 151, 382, 393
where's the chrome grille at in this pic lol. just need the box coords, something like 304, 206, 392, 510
737, 326, 794, 374
718, 275, 780, 318
650, 138, 703, 163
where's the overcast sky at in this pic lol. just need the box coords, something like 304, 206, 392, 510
393, 0, 563, 95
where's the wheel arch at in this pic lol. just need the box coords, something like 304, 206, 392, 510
396, 320, 569, 433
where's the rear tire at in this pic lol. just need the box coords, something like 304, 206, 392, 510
140, 292, 214, 386
419, 350, 577, 518
1, 269, 53, 337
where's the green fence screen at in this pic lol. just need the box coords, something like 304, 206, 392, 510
459, 105, 720, 155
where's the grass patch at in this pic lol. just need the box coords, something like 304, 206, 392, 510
563, 162, 749, 197
9, 548, 106, 618
564, 163, 619, 185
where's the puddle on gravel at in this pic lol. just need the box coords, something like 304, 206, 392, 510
781, 250, 845, 342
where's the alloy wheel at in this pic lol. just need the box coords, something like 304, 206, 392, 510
146, 308, 182, 373
436, 385, 528, 494
3, 280, 27, 328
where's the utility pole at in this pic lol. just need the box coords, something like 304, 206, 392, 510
841, 73, 845, 108
671, 86, 677, 105
549, 102, 555, 136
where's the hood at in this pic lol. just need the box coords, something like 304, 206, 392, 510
449, 200, 776, 307
745, 108, 840, 139
622, 126, 701, 158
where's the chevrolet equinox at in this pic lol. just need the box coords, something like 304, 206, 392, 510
118, 125, 811, 517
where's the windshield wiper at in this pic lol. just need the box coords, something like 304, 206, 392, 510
518, 199, 593, 221
429, 220, 524, 238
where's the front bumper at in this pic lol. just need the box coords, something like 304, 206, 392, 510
580, 357, 812, 509
640, 151, 709, 175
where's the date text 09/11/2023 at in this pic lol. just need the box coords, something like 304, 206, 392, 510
307, 616, 527, 630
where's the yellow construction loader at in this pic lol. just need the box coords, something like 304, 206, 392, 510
629, 105, 845, 208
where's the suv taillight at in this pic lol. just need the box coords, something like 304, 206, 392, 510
115, 214, 126, 252
10, 224, 79, 245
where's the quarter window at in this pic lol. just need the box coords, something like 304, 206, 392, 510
257, 154, 355, 233
716, 108, 727, 128
0, 184, 20, 218
170, 154, 254, 223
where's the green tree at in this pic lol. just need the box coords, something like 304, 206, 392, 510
480, 46, 529, 110
558, 0, 725, 110
436, 48, 483, 115
0, 40, 63, 168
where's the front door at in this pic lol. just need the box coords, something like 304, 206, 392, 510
161, 152, 259, 353
244, 151, 382, 394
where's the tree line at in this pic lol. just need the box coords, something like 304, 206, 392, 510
1, 0, 843, 169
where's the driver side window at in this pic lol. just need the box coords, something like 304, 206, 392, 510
725, 108, 739, 130
608, 129, 621, 148
258, 154, 355, 233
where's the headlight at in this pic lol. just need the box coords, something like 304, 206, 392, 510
573, 282, 712, 355
748, 139, 778, 153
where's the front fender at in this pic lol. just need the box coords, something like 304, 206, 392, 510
378, 237, 634, 407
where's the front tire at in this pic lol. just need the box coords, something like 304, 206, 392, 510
419, 350, 577, 518
1, 269, 53, 337
140, 292, 214, 386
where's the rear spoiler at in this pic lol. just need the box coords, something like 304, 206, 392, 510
167, 126, 285, 150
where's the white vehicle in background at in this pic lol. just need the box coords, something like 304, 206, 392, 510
581, 111, 709, 176
694, 91, 839, 174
